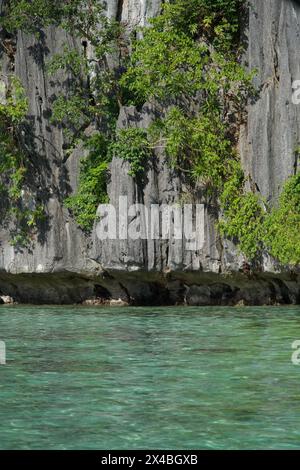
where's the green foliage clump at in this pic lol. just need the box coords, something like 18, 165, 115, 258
1, 0, 61, 34
109, 128, 152, 178
9, 204, 46, 248
218, 159, 265, 260
0, 76, 28, 200
263, 174, 300, 266
121, 0, 251, 106
65, 133, 109, 231
148, 0, 244, 51
0, 75, 28, 123
1, 0, 119, 45
221, 169, 300, 265
0, 75, 45, 247
150, 107, 236, 189
220, 187, 265, 260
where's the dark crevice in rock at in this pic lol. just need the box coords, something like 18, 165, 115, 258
118, 282, 131, 303
116, 0, 124, 22
94, 284, 111, 300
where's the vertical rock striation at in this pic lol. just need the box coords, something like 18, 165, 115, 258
240, 0, 300, 203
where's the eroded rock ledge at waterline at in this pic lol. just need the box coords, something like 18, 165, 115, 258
0, 0, 300, 305
0, 271, 299, 306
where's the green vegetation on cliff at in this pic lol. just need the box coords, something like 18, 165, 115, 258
0, 74, 45, 246
1, 0, 300, 266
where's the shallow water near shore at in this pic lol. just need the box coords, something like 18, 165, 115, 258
0, 305, 300, 449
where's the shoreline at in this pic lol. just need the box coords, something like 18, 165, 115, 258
0, 271, 299, 307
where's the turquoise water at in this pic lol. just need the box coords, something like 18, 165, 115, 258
1, 305, 300, 449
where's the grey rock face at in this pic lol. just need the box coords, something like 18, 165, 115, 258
0, 0, 299, 304
240, 0, 300, 203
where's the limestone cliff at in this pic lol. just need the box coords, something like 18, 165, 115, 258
0, 0, 299, 305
